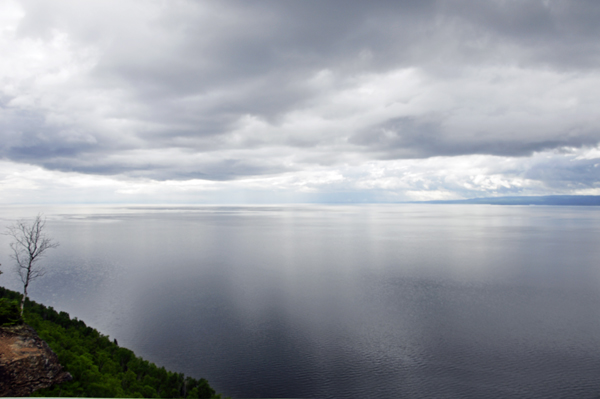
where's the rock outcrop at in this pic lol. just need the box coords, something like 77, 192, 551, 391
0, 324, 71, 397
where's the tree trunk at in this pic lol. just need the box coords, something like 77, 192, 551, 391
20, 283, 28, 317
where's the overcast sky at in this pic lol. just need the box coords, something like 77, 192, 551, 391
1, 0, 600, 204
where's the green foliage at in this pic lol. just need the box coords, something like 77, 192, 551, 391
0, 287, 224, 398
0, 297, 23, 326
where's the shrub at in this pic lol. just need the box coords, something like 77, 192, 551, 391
0, 298, 23, 326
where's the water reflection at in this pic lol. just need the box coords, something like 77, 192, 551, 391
1, 205, 600, 397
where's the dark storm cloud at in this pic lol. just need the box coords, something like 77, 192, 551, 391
449, 0, 600, 69
2, 0, 600, 182
37, 152, 294, 181
0, 104, 121, 165
525, 156, 600, 190
351, 117, 600, 159
0, 104, 99, 167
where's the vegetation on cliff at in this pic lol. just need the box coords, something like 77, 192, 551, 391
0, 297, 23, 326
0, 287, 223, 398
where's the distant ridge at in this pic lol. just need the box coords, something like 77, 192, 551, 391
417, 195, 600, 206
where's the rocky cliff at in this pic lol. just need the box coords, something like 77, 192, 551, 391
0, 324, 71, 397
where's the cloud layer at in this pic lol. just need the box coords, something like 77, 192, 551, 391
1, 0, 600, 202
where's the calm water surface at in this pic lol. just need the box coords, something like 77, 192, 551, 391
1, 204, 600, 398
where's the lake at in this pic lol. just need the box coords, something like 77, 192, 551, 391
1, 204, 600, 398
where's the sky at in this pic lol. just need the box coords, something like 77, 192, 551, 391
1, 0, 600, 204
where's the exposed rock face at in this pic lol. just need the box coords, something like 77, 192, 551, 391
0, 324, 71, 397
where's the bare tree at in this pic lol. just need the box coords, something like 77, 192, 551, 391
6, 214, 59, 316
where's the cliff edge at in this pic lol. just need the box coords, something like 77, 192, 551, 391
0, 324, 71, 397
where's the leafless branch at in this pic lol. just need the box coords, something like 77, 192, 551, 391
4, 214, 59, 315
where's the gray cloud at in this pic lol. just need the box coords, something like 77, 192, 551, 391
525, 156, 600, 190
40, 156, 294, 181
1, 0, 600, 192
351, 117, 600, 159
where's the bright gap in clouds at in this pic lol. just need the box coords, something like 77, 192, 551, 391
1, 0, 600, 204
1, 146, 598, 204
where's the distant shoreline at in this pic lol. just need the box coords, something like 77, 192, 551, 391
413, 195, 600, 206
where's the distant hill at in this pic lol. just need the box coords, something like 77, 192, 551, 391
416, 195, 600, 206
